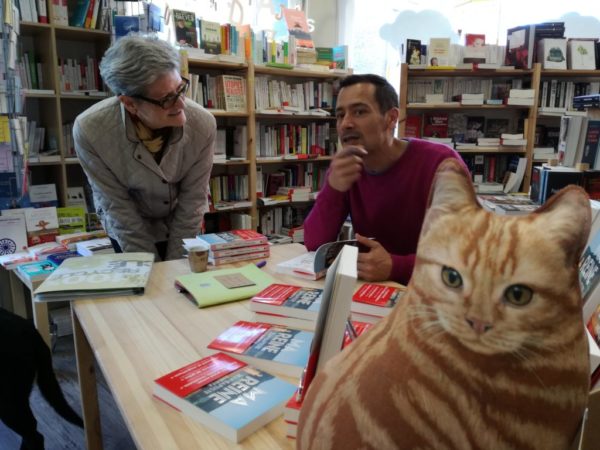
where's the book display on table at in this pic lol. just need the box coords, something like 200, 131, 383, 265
75, 237, 114, 256
275, 239, 361, 281
208, 321, 312, 378
580, 227, 600, 324
250, 284, 322, 330
33, 252, 154, 302
174, 263, 275, 308
153, 352, 296, 443
350, 283, 405, 320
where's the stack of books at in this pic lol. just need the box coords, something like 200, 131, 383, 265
506, 89, 535, 106
187, 230, 269, 266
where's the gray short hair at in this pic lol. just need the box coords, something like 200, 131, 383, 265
99, 34, 181, 96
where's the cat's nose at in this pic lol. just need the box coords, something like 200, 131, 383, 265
466, 317, 493, 334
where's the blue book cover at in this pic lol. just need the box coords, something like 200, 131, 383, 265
147, 3, 162, 32
47, 250, 82, 266
114, 15, 140, 40
17, 260, 58, 282
153, 353, 296, 443
208, 321, 312, 377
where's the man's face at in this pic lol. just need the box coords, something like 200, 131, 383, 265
335, 83, 391, 154
128, 70, 187, 130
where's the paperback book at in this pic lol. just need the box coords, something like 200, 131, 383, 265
0, 215, 28, 255
172, 9, 198, 48
174, 263, 275, 308
351, 283, 405, 319
275, 239, 361, 281
250, 284, 323, 322
296, 244, 358, 402
34, 252, 154, 302
17, 260, 58, 283
153, 352, 296, 443
208, 321, 312, 378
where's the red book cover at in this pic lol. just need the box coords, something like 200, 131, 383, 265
351, 283, 405, 318
208, 321, 271, 354
404, 115, 422, 138
154, 353, 246, 398
252, 284, 303, 306
423, 113, 448, 138
342, 320, 373, 348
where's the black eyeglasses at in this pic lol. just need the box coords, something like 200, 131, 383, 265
132, 77, 190, 109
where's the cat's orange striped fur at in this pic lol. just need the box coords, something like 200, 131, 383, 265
297, 159, 591, 450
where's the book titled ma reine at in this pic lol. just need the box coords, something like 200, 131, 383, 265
33, 252, 154, 302
153, 352, 296, 443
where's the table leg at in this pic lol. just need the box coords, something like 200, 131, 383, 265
8, 271, 27, 318
72, 305, 103, 450
33, 301, 51, 348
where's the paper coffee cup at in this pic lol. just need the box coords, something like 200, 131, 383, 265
188, 245, 209, 273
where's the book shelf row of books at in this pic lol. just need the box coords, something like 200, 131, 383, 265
404, 35, 507, 69
209, 174, 249, 206
508, 22, 600, 71
404, 23, 600, 71
254, 77, 335, 112
406, 77, 524, 105
182, 73, 246, 112
461, 154, 526, 190
57, 55, 102, 94
256, 122, 334, 159
530, 164, 600, 205
14, 0, 47, 23
556, 114, 600, 168
259, 164, 326, 197
259, 206, 312, 243
406, 113, 522, 143
213, 125, 247, 163
538, 81, 600, 113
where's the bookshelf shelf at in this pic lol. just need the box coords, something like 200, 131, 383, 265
400, 62, 600, 194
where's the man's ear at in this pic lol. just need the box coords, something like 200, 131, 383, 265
119, 95, 138, 115
386, 108, 400, 132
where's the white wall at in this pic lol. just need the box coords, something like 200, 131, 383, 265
308, 0, 338, 47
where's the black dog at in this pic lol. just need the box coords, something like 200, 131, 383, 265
0, 308, 83, 449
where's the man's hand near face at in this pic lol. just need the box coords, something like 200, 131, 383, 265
327, 146, 368, 192
355, 233, 392, 281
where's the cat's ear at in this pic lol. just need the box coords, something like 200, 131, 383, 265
422, 158, 478, 235
428, 158, 478, 211
535, 186, 591, 267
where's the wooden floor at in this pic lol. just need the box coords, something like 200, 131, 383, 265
0, 334, 136, 450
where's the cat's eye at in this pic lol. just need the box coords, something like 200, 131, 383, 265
503, 285, 533, 307
441, 266, 463, 288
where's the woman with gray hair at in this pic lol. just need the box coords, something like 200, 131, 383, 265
73, 34, 215, 261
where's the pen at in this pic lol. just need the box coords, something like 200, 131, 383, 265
255, 260, 267, 269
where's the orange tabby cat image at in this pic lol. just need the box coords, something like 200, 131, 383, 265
297, 159, 591, 450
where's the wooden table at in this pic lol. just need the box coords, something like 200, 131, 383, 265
72, 243, 322, 450
10, 269, 51, 346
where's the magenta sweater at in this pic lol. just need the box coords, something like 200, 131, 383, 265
304, 138, 465, 284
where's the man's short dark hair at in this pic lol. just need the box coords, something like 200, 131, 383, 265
339, 74, 399, 113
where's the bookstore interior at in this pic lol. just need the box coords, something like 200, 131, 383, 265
2, 0, 600, 447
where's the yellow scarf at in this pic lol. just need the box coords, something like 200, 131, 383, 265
131, 116, 166, 154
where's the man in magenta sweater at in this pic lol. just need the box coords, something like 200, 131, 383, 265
303, 74, 465, 285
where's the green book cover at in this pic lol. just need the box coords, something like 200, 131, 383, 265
34, 252, 154, 302
175, 263, 275, 308
57, 206, 86, 234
